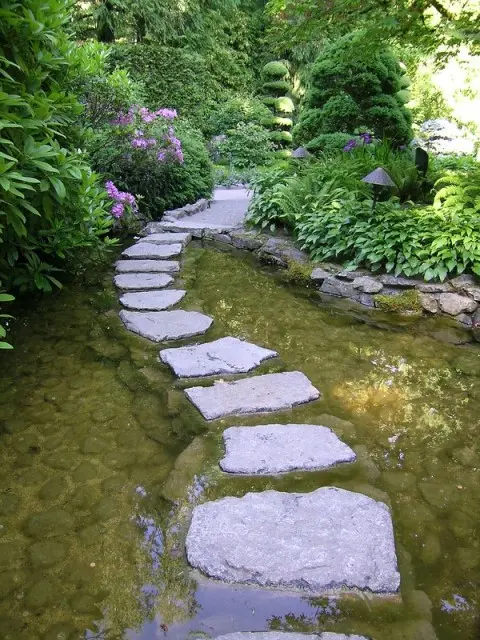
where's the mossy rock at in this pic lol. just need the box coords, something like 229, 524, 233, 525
374, 289, 422, 313
72, 461, 99, 483
283, 260, 313, 285
29, 540, 68, 569
39, 477, 68, 501
25, 578, 56, 610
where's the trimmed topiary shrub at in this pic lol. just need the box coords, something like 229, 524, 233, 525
306, 133, 360, 155
261, 60, 294, 152
294, 30, 412, 148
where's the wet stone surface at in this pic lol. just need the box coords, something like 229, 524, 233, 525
119, 309, 214, 342
115, 259, 180, 273
185, 371, 320, 420
120, 289, 186, 311
139, 232, 191, 246
220, 424, 356, 474
114, 273, 174, 290
160, 337, 277, 378
187, 487, 400, 594
122, 242, 183, 259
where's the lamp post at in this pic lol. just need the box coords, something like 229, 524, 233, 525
361, 167, 396, 209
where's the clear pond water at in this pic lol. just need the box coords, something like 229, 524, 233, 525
0, 244, 479, 640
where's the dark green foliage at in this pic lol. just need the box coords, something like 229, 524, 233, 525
204, 96, 272, 137
262, 80, 291, 95
0, 291, 14, 349
262, 61, 289, 78
307, 133, 359, 155
261, 116, 293, 129
294, 31, 412, 146
67, 43, 145, 129
90, 121, 213, 217
0, 0, 114, 293
110, 43, 251, 130
214, 123, 274, 169
247, 146, 480, 280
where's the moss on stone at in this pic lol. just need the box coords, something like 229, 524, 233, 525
283, 259, 312, 286
374, 289, 422, 313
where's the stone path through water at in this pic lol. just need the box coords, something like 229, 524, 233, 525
114, 188, 402, 639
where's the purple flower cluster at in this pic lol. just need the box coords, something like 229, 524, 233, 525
105, 180, 137, 218
139, 107, 177, 123
343, 132, 373, 152
159, 127, 184, 164
111, 107, 135, 126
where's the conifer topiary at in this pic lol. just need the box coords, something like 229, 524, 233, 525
261, 60, 294, 151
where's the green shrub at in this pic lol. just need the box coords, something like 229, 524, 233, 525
90, 114, 213, 217
215, 123, 274, 169
204, 96, 271, 138
261, 116, 293, 129
307, 133, 359, 155
110, 43, 251, 131
68, 42, 145, 129
270, 131, 293, 143
294, 30, 412, 146
263, 80, 291, 95
0, 291, 14, 349
0, 0, 115, 293
275, 97, 295, 114
262, 61, 289, 78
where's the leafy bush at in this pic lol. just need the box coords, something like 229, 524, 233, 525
213, 165, 256, 187
215, 123, 274, 169
204, 96, 272, 138
110, 43, 252, 131
0, 291, 14, 349
294, 30, 412, 147
0, 0, 115, 292
89, 108, 213, 216
307, 133, 359, 155
68, 42, 145, 129
261, 60, 294, 150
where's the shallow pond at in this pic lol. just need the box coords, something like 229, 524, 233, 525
0, 244, 479, 640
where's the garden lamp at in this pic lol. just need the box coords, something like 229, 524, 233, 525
292, 146, 312, 159
362, 167, 396, 209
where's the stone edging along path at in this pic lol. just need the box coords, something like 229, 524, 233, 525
146, 193, 480, 342
112, 189, 425, 639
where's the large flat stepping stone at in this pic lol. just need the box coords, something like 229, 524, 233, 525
122, 243, 183, 259
140, 232, 191, 246
186, 487, 400, 594
210, 634, 368, 640
185, 371, 320, 420
114, 273, 173, 290
220, 424, 356, 474
119, 310, 213, 342
120, 290, 186, 311
116, 259, 180, 273
159, 337, 277, 377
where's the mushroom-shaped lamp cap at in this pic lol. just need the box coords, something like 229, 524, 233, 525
292, 146, 312, 159
361, 167, 396, 187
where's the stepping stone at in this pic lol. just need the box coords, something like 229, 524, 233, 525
209, 634, 368, 640
114, 273, 173, 290
220, 424, 356, 474
119, 310, 213, 342
159, 337, 277, 378
140, 232, 191, 246
122, 243, 183, 260
120, 290, 186, 311
186, 487, 400, 595
185, 371, 320, 421
116, 260, 180, 274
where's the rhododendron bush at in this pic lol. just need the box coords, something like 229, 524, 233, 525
89, 105, 213, 218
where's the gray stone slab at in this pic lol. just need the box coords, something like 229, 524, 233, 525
186, 487, 400, 594
159, 337, 277, 378
122, 243, 183, 259
210, 634, 368, 640
114, 273, 173, 290
119, 310, 213, 342
220, 424, 356, 474
185, 372, 320, 421
157, 198, 249, 236
120, 290, 186, 311
115, 259, 180, 273
140, 232, 191, 246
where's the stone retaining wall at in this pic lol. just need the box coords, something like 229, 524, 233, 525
141, 196, 480, 341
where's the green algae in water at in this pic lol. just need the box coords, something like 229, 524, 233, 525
0, 245, 478, 640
